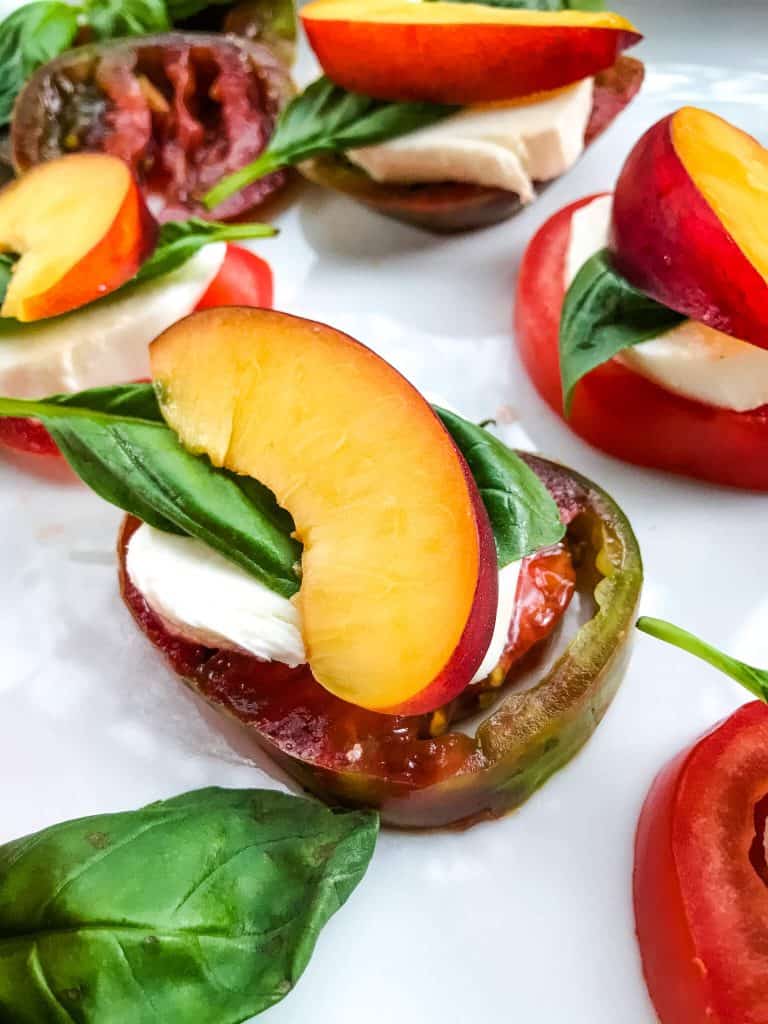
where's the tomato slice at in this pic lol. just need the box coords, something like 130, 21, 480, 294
194, 243, 273, 310
634, 701, 768, 1024
0, 244, 273, 458
515, 196, 768, 490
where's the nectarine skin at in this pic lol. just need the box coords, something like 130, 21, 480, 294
611, 110, 768, 349
301, 57, 644, 233
117, 455, 642, 829
302, 4, 640, 104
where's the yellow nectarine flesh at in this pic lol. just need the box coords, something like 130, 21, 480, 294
150, 308, 497, 714
0, 154, 156, 322
672, 107, 768, 288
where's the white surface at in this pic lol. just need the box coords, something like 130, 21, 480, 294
3, 4, 768, 1023
348, 77, 592, 197
0, 243, 224, 396
566, 194, 768, 411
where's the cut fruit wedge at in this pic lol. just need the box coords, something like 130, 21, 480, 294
151, 308, 498, 714
0, 154, 157, 322
301, 0, 641, 104
611, 107, 768, 349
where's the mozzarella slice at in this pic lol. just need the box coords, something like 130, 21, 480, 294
565, 197, 768, 412
0, 243, 226, 398
347, 78, 594, 199
127, 522, 522, 684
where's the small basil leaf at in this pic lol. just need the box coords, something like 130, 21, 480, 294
637, 617, 768, 703
204, 76, 458, 209
559, 249, 685, 414
83, 0, 171, 38
436, 408, 565, 566
0, 787, 378, 1024
165, 0, 231, 19
0, 387, 301, 597
0, 2, 79, 127
133, 217, 277, 286
0, 253, 17, 307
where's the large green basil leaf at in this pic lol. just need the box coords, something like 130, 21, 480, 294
0, 787, 378, 1023
0, 2, 79, 127
559, 249, 685, 414
134, 217, 276, 286
436, 408, 565, 565
205, 76, 457, 208
0, 385, 301, 597
83, 0, 171, 38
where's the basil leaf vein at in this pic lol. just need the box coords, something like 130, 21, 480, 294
204, 76, 458, 209
637, 617, 768, 703
0, 787, 378, 1024
0, 2, 79, 127
559, 249, 685, 414
0, 385, 301, 598
436, 408, 565, 565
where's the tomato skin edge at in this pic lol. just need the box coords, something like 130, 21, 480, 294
514, 197, 768, 491
634, 741, 718, 1024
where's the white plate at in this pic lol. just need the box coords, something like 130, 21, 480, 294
3, 3, 768, 1021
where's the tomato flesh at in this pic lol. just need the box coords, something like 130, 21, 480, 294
634, 701, 768, 1023
0, 244, 272, 458
119, 513, 575, 789
515, 195, 768, 490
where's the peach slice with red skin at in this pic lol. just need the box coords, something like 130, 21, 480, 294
150, 307, 498, 715
0, 153, 156, 322
301, 0, 641, 104
611, 107, 768, 349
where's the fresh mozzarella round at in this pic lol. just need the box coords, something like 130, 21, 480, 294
0, 243, 225, 398
127, 521, 522, 685
565, 196, 768, 412
126, 523, 306, 668
348, 78, 593, 199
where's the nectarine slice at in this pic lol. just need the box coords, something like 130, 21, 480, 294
0, 154, 156, 322
611, 108, 768, 349
301, 0, 641, 104
151, 308, 498, 715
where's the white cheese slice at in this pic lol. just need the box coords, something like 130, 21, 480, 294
565, 197, 768, 412
347, 78, 594, 200
0, 243, 226, 398
127, 522, 523, 684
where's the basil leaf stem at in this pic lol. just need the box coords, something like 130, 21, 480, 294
636, 617, 768, 702
559, 249, 685, 414
205, 77, 458, 209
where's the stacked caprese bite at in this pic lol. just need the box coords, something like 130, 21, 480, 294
0, 308, 642, 828
517, 106, 768, 490
205, 0, 645, 232
0, 152, 273, 456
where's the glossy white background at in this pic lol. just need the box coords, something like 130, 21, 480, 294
2, 2, 768, 1021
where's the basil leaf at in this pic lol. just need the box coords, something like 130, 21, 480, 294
0, 2, 78, 127
205, 76, 458, 209
83, 0, 171, 38
0, 787, 378, 1024
436, 408, 565, 566
637, 617, 768, 703
559, 249, 685, 414
0, 386, 302, 597
0, 253, 17, 307
435, 0, 604, 8
134, 217, 277, 286
165, 0, 231, 19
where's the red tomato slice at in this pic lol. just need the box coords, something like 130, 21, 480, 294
194, 243, 273, 311
0, 244, 274, 458
515, 195, 768, 490
634, 701, 768, 1024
